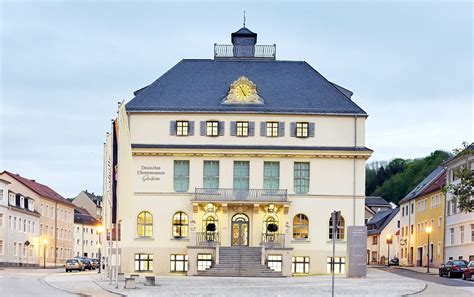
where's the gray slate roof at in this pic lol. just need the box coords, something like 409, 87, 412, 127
399, 166, 446, 204
126, 59, 367, 115
365, 196, 391, 207
367, 208, 399, 236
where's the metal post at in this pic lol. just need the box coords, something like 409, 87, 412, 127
426, 233, 430, 273
331, 211, 340, 297
387, 242, 390, 266
43, 244, 46, 268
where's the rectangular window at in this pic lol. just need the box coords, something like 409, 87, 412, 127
410, 225, 414, 235
327, 257, 346, 274
437, 242, 441, 255
134, 253, 153, 272
294, 162, 310, 194
264, 162, 280, 190
176, 121, 189, 136
170, 254, 188, 272
174, 160, 190, 192
236, 121, 249, 137
197, 254, 212, 271
267, 255, 282, 272
372, 236, 378, 245
411, 203, 414, 214
296, 122, 309, 138
460, 226, 464, 244
13, 242, 17, 256
206, 121, 219, 137
438, 217, 442, 228
203, 161, 219, 189
266, 122, 279, 137
233, 161, 250, 190
450, 228, 454, 244
292, 256, 310, 274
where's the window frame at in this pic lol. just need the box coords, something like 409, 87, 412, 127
174, 160, 190, 192
267, 254, 282, 272
293, 214, 309, 240
263, 161, 280, 190
134, 253, 153, 272
170, 254, 188, 272
137, 211, 153, 238
294, 162, 310, 194
296, 122, 309, 138
197, 254, 212, 271
266, 122, 279, 137
329, 215, 345, 240
176, 121, 189, 136
203, 161, 219, 190
327, 257, 346, 274
292, 256, 310, 274
233, 161, 250, 191
206, 121, 219, 137
172, 212, 189, 239
236, 121, 249, 137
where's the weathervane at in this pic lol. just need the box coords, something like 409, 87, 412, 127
243, 11, 246, 27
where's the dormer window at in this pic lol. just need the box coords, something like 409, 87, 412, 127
20, 196, 24, 208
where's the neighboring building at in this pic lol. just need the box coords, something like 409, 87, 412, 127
73, 207, 101, 258
398, 166, 446, 267
71, 190, 102, 219
0, 171, 75, 267
413, 171, 446, 268
365, 196, 392, 224
444, 144, 474, 262
0, 178, 40, 267
104, 27, 372, 276
366, 208, 400, 265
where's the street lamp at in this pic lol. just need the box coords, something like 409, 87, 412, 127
386, 234, 393, 266
97, 225, 104, 273
425, 226, 432, 273
43, 239, 48, 269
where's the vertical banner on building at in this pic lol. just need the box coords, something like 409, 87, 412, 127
111, 119, 118, 225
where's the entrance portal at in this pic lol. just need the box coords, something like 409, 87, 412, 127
231, 213, 249, 246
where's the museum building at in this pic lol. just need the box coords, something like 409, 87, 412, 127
105, 27, 372, 276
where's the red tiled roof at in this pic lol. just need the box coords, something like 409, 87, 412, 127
420, 171, 446, 196
2, 171, 74, 207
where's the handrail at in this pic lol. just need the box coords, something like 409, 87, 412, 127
194, 188, 287, 202
214, 44, 276, 59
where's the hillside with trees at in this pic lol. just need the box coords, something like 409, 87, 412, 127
366, 150, 451, 204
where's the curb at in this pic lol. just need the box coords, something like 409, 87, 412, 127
91, 278, 126, 297
402, 283, 428, 296
394, 266, 438, 276
41, 273, 88, 297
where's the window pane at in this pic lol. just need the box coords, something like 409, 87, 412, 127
174, 161, 190, 192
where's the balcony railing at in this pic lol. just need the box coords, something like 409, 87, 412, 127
261, 233, 285, 247
214, 44, 276, 60
196, 231, 219, 246
194, 188, 287, 202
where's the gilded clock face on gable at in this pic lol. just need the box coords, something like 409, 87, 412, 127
224, 76, 262, 104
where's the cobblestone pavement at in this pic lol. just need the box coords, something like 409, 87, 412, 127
94, 268, 425, 296
44, 270, 120, 296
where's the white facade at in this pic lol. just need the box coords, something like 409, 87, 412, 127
0, 179, 40, 267
73, 222, 101, 258
444, 152, 474, 262
367, 210, 400, 265
399, 200, 416, 266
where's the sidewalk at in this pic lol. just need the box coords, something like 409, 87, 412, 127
394, 265, 438, 275
44, 271, 121, 296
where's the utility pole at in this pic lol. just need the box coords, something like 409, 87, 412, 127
331, 210, 340, 297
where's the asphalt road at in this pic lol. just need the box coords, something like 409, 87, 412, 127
0, 268, 75, 297
380, 266, 474, 287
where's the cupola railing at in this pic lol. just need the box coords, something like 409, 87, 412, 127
214, 44, 276, 60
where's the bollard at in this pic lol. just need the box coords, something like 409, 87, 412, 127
124, 277, 136, 289
145, 276, 156, 286
118, 272, 125, 282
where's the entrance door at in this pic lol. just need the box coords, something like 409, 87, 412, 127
231, 214, 249, 246
417, 247, 423, 267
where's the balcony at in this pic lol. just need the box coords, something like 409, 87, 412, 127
214, 44, 276, 60
261, 233, 285, 247
196, 231, 219, 246
193, 188, 288, 203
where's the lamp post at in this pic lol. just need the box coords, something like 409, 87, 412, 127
385, 234, 393, 266
43, 239, 48, 269
425, 226, 432, 273
97, 225, 104, 274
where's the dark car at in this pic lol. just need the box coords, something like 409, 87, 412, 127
74, 256, 93, 270
90, 258, 99, 270
388, 258, 399, 266
439, 260, 469, 278
462, 261, 474, 280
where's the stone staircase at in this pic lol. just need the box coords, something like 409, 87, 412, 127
197, 246, 282, 277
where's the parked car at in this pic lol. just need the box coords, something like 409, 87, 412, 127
462, 261, 474, 280
74, 256, 93, 270
439, 260, 469, 278
65, 258, 83, 272
388, 258, 399, 266
90, 258, 99, 270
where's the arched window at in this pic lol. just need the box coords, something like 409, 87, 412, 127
329, 215, 345, 240
172, 211, 189, 238
202, 213, 218, 232
293, 214, 309, 239
137, 211, 153, 238
263, 214, 279, 234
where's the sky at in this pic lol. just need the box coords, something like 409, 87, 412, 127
1, 1, 472, 198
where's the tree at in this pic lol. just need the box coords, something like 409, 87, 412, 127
444, 142, 474, 213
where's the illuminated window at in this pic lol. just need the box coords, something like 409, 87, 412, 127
266, 122, 279, 137
206, 121, 219, 136
172, 212, 189, 238
176, 121, 189, 136
236, 121, 249, 137
329, 215, 345, 240
197, 254, 212, 271
327, 257, 346, 274
170, 254, 188, 272
293, 214, 309, 239
135, 253, 153, 272
137, 211, 153, 238
292, 256, 310, 274
296, 122, 309, 138
267, 255, 282, 272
